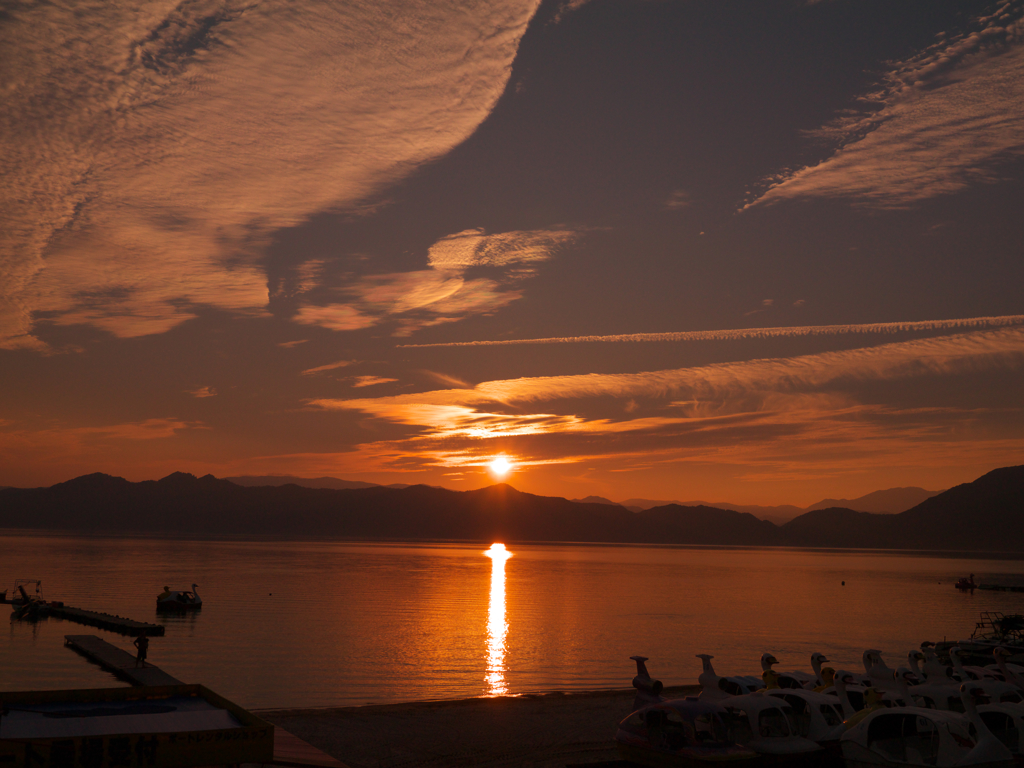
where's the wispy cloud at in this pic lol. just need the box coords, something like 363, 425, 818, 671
351, 376, 399, 388
340, 328, 1024, 416
300, 328, 1024, 477
294, 226, 581, 336
1, 0, 544, 349
663, 190, 691, 210
186, 386, 217, 398
746, 1, 1024, 208
0, 418, 195, 453
0, 417, 202, 486
301, 360, 356, 376
397, 314, 1024, 348
463, 327, 1024, 405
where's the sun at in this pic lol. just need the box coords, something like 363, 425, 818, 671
489, 456, 512, 477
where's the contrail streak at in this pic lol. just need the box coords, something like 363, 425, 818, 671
397, 315, 1024, 348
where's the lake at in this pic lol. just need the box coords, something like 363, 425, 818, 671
2, 532, 1023, 710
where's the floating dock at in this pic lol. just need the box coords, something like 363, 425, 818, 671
979, 583, 1024, 592
64, 634, 183, 687
51, 604, 165, 635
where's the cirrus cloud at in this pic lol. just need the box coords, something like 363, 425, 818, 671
746, 1, 1024, 209
1, 0, 544, 349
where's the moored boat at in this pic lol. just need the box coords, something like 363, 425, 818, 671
156, 583, 202, 610
938, 614, 1024, 667
9, 580, 50, 621
957, 575, 978, 591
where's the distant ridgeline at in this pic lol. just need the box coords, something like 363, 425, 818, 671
1, 465, 1022, 552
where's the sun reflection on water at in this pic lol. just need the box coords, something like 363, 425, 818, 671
484, 543, 512, 695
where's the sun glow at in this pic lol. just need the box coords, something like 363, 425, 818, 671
484, 543, 512, 695
489, 456, 512, 477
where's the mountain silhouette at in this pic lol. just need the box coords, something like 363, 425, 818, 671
0, 466, 1020, 551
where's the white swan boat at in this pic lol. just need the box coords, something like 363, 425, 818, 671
718, 692, 823, 759
616, 699, 760, 765
693, 655, 825, 760
764, 686, 846, 744
840, 684, 1015, 768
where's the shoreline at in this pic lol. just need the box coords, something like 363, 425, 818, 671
259, 686, 700, 768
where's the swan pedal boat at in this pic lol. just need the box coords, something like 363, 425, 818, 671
616, 699, 760, 765
840, 707, 1014, 768
718, 692, 826, 764
156, 583, 202, 610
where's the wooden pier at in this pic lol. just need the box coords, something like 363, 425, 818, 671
51, 604, 165, 635
64, 634, 183, 686
979, 583, 1024, 593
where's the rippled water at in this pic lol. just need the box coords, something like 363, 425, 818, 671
2, 531, 1023, 710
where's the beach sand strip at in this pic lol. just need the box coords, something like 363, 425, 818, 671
258, 685, 699, 768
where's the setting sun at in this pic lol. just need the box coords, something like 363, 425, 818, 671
489, 457, 512, 477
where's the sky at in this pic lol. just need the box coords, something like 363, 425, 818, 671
2, 0, 1023, 505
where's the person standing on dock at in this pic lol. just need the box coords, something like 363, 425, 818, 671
133, 633, 149, 667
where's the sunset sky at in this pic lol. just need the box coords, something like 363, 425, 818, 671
3, 0, 1023, 504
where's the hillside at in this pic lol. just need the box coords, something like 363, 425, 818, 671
223, 475, 415, 490
803, 487, 942, 514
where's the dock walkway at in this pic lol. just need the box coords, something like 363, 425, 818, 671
53, 605, 165, 635
64, 634, 183, 686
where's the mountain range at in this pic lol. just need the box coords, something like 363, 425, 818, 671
223, 475, 411, 491
0, 465, 1020, 552
228, 476, 941, 523
612, 487, 941, 523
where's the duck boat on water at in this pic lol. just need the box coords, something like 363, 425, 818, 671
156, 584, 202, 611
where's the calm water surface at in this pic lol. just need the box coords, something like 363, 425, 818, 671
2, 532, 1023, 710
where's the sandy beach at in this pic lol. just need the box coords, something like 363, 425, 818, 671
260, 686, 699, 768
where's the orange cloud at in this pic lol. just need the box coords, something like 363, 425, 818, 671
293, 226, 581, 336
301, 360, 357, 376
351, 376, 399, 388
304, 328, 1024, 476
294, 305, 377, 332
